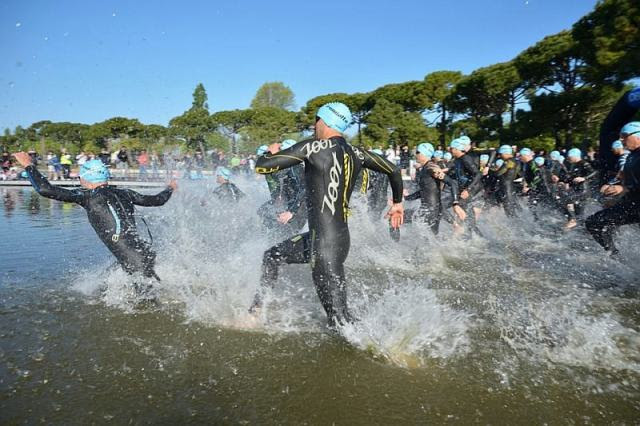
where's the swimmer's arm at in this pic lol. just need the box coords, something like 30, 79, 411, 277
255, 143, 305, 174
464, 156, 483, 193
24, 165, 84, 203
404, 190, 421, 201
362, 150, 403, 203
126, 187, 174, 206
442, 176, 460, 204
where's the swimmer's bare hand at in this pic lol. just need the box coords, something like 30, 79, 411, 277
168, 179, 178, 191
277, 211, 293, 224
573, 177, 585, 184
453, 204, 466, 221
386, 203, 404, 229
267, 143, 281, 154
12, 152, 32, 167
460, 190, 469, 200
603, 184, 624, 196
551, 175, 559, 183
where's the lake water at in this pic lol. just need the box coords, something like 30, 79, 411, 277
1, 180, 639, 423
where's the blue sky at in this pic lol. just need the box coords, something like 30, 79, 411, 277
0, 0, 598, 131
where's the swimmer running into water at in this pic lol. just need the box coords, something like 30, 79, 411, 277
13, 152, 176, 295
249, 102, 404, 328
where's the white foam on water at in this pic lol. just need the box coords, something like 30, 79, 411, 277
69, 177, 640, 373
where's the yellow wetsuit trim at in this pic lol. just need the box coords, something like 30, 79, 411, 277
363, 150, 393, 174
361, 169, 369, 194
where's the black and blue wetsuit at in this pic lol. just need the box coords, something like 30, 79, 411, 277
250, 137, 403, 327
25, 165, 173, 281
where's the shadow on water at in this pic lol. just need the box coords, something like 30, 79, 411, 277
1, 181, 639, 422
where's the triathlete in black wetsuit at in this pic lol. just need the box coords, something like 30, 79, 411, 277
213, 167, 245, 202
14, 153, 176, 287
586, 122, 640, 255
448, 138, 483, 235
494, 145, 520, 217
561, 148, 598, 229
249, 103, 404, 328
403, 143, 459, 235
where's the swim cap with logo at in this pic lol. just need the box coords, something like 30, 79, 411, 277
316, 102, 352, 132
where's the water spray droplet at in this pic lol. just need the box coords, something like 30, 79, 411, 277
15, 22, 22, 28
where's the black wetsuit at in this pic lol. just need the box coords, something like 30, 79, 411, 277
251, 137, 403, 327
213, 182, 245, 202
494, 158, 519, 217
404, 162, 459, 234
25, 165, 173, 280
449, 153, 483, 234
599, 88, 640, 178
561, 160, 597, 220
586, 148, 640, 254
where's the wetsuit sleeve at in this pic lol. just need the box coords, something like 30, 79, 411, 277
405, 190, 421, 201
255, 145, 305, 174
125, 187, 173, 206
25, 165, 84, 203
361, 150, 403, 203
463, 155, 482, 195
582, 162, 598, 180
442, 175, 460, 204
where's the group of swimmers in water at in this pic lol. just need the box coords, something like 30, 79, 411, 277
11, 89, 640, 328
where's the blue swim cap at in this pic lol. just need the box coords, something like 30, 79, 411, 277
256, 145, 268, 156
216, 167, 232, 181
627, 88, 640, 108
550, 150, 561, 160
534, 157, 545, 167
443, 152, 453, 161
620, 121, 640, 136
495, 159, 504, 168
612, 140, 624, 150
281, 139, 297, 150
458, 135, 471, 147
433, 150, 443, 159
498, 145, 513, 155
79, 159, 109, 183
480, 154, 489, 163
567, 148, 582, 159
370, 148, 384, 156
316, 102, 352, 132
559, 155, 565, 163
449, 138, 466, 151
416, 142, 435, 158
519, 147, 533, 157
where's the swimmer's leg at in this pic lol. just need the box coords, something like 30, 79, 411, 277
249, 232, 311, 312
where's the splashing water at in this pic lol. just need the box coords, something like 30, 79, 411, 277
69, 175, 640, 375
